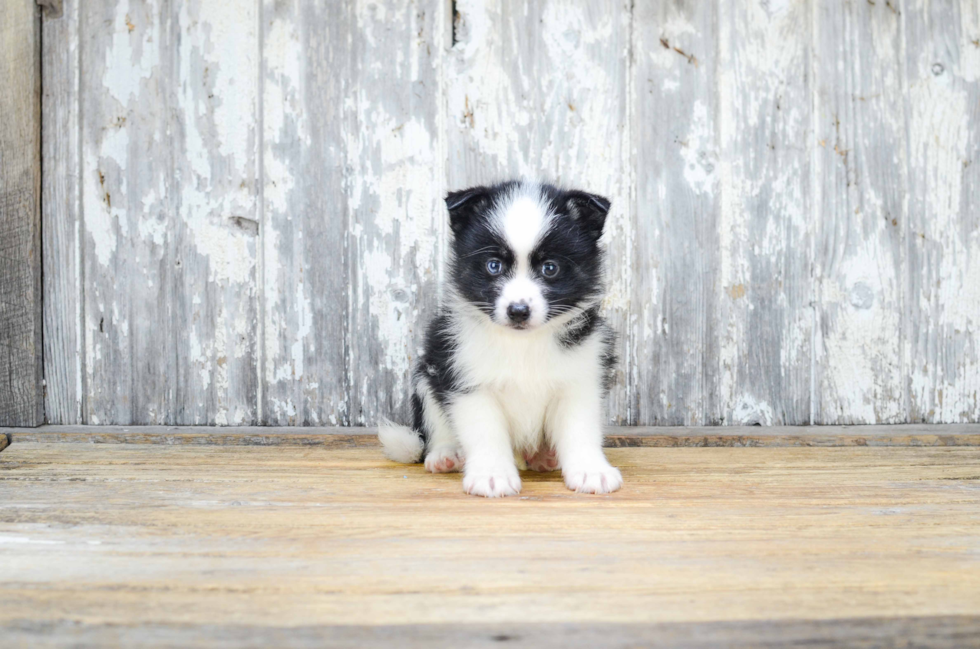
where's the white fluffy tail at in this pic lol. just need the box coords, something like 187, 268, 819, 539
377, 419, 424, 463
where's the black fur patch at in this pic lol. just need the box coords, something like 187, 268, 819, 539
414, 314, 466, 408
532, 221, 604, 322
599, 325, 618, 394
557, 306, 619, 394
450, 221, 513, 318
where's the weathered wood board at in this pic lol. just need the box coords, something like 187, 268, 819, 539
630, 0, 717, 426
260, 1, 349, 426
4, 617, 980, 649
1, 444, 979, 643
904, 0, 980, 424
5, 424, 980, 447
710, 0, 814, 426
36, 0, 980, 426
345, 1, 446, 426
813, 0, 906, 425
0, 1, 42, 427
41, 0, 81, 425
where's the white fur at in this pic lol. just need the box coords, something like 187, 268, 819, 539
494, 275, 547, 328
498, 192, 551, 261
377, 420, 424, 463
441, 300, 621, 497
491, 186, 553, 328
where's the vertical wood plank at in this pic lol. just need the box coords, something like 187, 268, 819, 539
905, 0, 980, 423
345, 1, 446, 425
80, 0, 176, 424
447, 0, 632, 424
812, 0, 907, 424
814, 2, 907, 424
260, 1, 350, 425
630, 1, 718, 425
709, 0, 813, 425
173, 0, 259, 424
0, 0, 42, 427
42, 0, 82, 424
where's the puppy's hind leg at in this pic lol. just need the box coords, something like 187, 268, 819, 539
524, 447, 560, 472
416, 386, 464, 474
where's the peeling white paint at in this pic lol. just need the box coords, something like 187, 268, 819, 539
907, 50, 980, 422
48, 0, 980, 427
732, 395, 775, 426
102, 1, 158, 105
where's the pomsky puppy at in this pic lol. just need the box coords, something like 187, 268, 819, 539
379, 181, 621, 497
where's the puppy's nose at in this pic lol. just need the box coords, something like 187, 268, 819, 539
507, 303, 531, 323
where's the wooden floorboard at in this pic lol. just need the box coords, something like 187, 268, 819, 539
1, 443, 979, 646
5, 424, 980, 447
5, 617, 980, 648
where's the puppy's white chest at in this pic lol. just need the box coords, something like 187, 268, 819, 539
493, 374, 553, 447
457, 327, 572, 447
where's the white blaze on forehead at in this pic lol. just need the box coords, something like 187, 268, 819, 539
499, 192, 551, 264
491, 187, 552, 328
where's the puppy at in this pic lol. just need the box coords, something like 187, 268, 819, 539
379, 181, 621, 497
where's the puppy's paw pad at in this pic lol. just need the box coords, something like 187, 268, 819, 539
564, 464, 623, 494
463, 471, 521, 497
524, 448, 560, 472
424, 447, 465, 474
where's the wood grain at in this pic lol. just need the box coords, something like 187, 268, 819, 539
1, 444, 979, 637
41, 0, 82, 424
5, 617, 980, 648
345, 0, 446, 426
173, 0, 260, 425
813, 0, 907, 425
78, 0, 176, 424
259, 1, 349, 426
4, 424, 980, 447
709, 0, 813, 425
904, 0, 980, 424
630, 0, 717, 426
36, 0, 980, 427
0, 0, 42, 427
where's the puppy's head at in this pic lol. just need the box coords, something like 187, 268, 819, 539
447, 182, 610, 331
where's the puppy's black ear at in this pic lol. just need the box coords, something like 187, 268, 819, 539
563, 191, 611, 240
445, 186, 491, 236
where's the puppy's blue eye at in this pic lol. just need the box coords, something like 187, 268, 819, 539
486, 259, 503, 275
541, 261, 559, 278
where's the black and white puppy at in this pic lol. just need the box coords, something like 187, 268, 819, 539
379, 181, 621, 497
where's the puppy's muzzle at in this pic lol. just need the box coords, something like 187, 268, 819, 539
506, 302, 531, 325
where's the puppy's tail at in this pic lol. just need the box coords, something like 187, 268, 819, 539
378, 419, 424, 464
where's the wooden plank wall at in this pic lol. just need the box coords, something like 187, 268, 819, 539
39, 0, 980, 427
0, 1, 42, 427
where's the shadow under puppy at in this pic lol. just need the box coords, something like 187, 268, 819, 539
380, 181, 621, 497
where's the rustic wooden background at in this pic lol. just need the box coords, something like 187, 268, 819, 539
40, 0, 979, 427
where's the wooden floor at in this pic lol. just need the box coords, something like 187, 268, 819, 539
2, 427, 980, 647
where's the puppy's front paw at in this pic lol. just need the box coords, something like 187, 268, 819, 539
563, 461, 623, 494
424, 446, 464, 473
463, 465, 521, 497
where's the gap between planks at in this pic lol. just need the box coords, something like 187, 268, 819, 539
3, 617, 979, 649
2, 424, 979, 448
